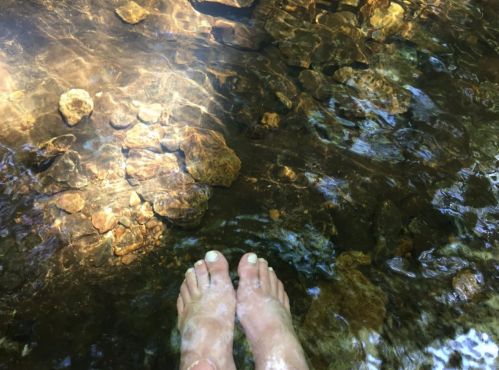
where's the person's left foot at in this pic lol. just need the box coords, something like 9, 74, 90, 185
177, 250, 236, 370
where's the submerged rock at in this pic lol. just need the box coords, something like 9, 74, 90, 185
212, 20, 269, 50
56, 193, 85, 214
299, 70, 333, 100
123, 123, 163, 152
153, 183, 212, 228
368, 2, 405, 41
316, 11, 359, 28
35, 134, 76, 164
453, 270, 480, 301
114, 228, 144, 256
59, 89, 94, 126
333, 67, 411, 115
110, 104, 135, 129
37, 150, 88, 194
164, 127, 241, 187
115, 1, 149, 24
129, 190, 141, 206
136, 173, 213, 228
92, 210, 118, 233
125, 149, 180, 181
336, 252, 388, 333
138, 103, 162, 124
135, 202, 154, 224
261, 112, 280, 130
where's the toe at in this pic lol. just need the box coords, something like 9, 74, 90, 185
258, 258, 271, 294
180, 280, 191, 303
238, 252, 260, 289
185, 268, 200, 297
284, 292, 291, 314
177, 295, 184, 314
204, 250, 232, 288
269, 266, 278, 294
277, 280, 285, 302
194, 259, 210, 290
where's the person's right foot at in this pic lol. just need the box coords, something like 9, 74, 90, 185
236, 253, 309, 370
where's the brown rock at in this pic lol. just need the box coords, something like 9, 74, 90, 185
129, 190, 141, 206
145, 217, 159, 229
56, 193, 85, 214
261, 113, 280, 130
36, 134, 76, 163
178, 127, 241, 187
299, 70, 333, 100
136, 202, 154, 224
301, 282, 365, 369
453, 270, 480, 301
115, 1, 149, 24
114, 224, 126, 239
335, 252, 387, 333
153, 183, 212, 228
269, 209, 280, 221
276, 92, 293, 109
92, 210, 118, 233
123, 123, 163, 152
114, 228, 144, 256
59, 89, 94, 126
125, 149, 179, 181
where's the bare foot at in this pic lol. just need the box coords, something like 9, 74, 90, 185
177, 251, 236, 370
237, 253, 309, 370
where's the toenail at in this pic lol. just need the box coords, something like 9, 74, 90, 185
268, 267, 274, 271
195, 260, 203, 266
205, 250, 219, 262
247, 253, 257, 264
259, 258, 266, 262
186, 268, 194, 274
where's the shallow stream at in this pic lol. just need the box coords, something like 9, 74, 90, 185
1, 0, 499, 368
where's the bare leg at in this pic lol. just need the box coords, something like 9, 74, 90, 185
236, 253, 309, 370
177, 251, 237, 370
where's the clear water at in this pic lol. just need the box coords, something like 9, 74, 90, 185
1, 0, 499, 368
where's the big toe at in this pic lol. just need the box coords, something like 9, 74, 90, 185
204, 250, 232, 289
238, 253, 259, 291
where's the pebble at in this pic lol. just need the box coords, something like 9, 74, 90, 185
129, 191, 141, 207
121, 254, 138, 265
136, 202, 154, 224
261, 112, 280, 129
119, 216, 132, 228
145, 217, 159, 229
269, 209, 280, 221
59, 89, 94, 126
92, 210, 118, 233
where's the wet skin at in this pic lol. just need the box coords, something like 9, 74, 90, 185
177, 251, 309, 370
